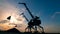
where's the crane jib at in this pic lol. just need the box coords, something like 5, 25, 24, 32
18, 3, 34, 18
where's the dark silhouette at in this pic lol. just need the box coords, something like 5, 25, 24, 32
21, 13, 34, 32
18, 3, 44, 33
25, 24, 34, 32
0, 28, 22, 34
31, 16, 44, 33
6, 28, 20, 33
21, 13, 44, 33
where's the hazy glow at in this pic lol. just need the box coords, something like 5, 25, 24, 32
0, 0, 27, 31
0, 22, 16, 31
10, 16, 17, 23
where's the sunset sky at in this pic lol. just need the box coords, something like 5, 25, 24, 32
0, 0, 60, 33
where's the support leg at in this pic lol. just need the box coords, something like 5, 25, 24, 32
38, 25, 44, 33
35, 26, 37, 31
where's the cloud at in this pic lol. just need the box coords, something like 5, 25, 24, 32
51, 12, 60, 18
0, 20, 16, 31
0, 0, 27, 31
0, 20, 9, 24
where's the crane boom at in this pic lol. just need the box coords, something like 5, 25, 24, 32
18, 3, 34, 18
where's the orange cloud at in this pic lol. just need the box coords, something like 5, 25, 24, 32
0, 1, 27, 31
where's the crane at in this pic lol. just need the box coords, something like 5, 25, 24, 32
18, 3, 44, 33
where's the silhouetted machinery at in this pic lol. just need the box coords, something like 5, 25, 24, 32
18, 3, 44, 33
